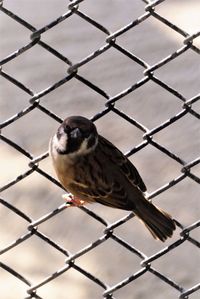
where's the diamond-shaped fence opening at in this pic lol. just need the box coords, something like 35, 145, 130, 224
0, 0, 200, 298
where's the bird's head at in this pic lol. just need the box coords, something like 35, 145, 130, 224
52, 116, 98, 156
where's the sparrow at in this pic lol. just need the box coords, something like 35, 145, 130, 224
49, 116, 176, 241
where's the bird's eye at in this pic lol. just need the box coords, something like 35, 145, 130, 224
64, 125, 71, 134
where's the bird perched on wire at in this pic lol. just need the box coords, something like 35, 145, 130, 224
50, 115, 176, 241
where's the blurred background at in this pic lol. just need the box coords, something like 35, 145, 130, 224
0, 0, 200, 298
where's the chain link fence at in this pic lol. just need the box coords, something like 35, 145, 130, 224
0, 0, 200, 298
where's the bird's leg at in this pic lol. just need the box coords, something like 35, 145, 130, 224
62, 193, 85, 206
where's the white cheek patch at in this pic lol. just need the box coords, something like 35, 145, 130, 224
50, 133, 98, 163
59, 134, 68, 151
67, 136, 98, 159
77, 136, 98, 154
52, 134, 68, 153
78, 138, 89, 153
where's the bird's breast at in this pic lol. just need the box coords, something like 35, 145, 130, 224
50, 143, 76, 189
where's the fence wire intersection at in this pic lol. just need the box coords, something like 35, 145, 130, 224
0, 0, 200, 298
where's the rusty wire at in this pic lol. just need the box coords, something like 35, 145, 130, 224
0, 0, 200, 298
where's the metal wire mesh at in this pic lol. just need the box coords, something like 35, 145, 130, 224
0, 0, 200, 298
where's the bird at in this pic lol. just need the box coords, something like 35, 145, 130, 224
49, 115, 176, 241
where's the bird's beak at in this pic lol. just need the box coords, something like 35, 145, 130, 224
70, 128, 82, 139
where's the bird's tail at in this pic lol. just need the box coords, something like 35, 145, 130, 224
134, 198, 176, 242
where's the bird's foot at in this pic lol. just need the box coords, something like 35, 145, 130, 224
62, 193, 85, 207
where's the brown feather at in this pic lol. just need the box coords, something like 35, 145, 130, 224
99, 136, 147, 192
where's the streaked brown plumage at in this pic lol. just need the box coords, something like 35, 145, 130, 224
50, 116, 176, 241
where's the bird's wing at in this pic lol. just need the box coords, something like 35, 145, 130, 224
70, 177, 131, 210
69, 135, 146, 210
99, 135, 147, 192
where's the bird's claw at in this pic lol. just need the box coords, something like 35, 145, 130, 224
62, 193, 85, 206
